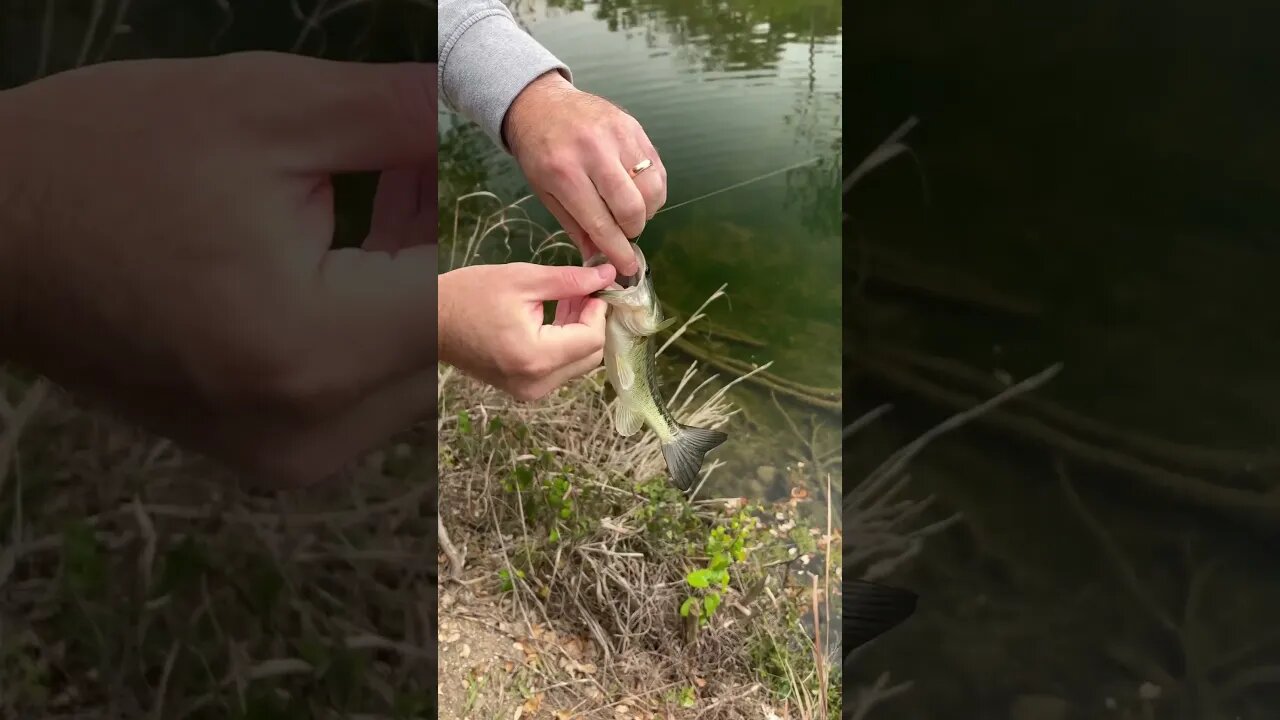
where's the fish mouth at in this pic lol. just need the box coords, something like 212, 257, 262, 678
585, 242, 645, 296
592, 270, 641, 298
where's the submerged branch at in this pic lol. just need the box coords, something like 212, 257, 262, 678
665, 335, 841, 413
878, 343, 1280, 486
856, 244, 1042, 318
856, 354, 1280, 533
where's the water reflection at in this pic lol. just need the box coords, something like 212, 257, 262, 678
539, 0, 841, 72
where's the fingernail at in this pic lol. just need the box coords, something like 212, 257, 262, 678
594, 264, 613, 280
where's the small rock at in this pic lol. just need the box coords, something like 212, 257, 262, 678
1009, 694, 1069, 720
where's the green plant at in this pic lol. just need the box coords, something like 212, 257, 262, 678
680, 507, 758, 626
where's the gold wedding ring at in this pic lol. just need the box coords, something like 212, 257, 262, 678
630, 158, 653, 177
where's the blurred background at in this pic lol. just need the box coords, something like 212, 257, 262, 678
846, 2, 1280, 718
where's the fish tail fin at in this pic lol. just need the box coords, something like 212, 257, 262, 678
843, 578, 917, 653
660, 424, 728, 492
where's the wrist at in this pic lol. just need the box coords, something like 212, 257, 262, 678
502, 69, 573, 155
437, 269, 458, 368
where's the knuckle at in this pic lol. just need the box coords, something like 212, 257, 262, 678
621, 195, 647, 224
584, 213, 615, 238
554, 265, 589, 295
258, 360, 349, 418
575, 131, 607, 154
212, 335, 348, 418
497, 348, 544, 381
544, 155, 575, 184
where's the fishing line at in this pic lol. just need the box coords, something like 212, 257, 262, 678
653, 155, 827, 216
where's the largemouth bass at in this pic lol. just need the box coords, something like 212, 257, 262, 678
585, 242, 728, 491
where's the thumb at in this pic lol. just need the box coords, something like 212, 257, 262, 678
518, 263, 617, 300
227, 52, 436, 172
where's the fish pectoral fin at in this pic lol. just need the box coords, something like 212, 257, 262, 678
610, 352, 636, 391
613, 402, 645, 437
651, 316, 679, 334
842, 579, 917, 654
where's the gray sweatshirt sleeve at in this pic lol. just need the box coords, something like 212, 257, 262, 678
438, 0, 573, 152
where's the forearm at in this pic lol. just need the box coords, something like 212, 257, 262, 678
437, 0, 572, 151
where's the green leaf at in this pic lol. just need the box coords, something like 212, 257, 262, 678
679, 686, 697, 708
679, 597, 699, 617
686, 569, 714, 588
457, 410, 472, 434
703, 592, 722, 617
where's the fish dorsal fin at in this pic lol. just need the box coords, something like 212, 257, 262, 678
610, 351, 635, 391
613, 401, 645, 437
843, 579, 917, 652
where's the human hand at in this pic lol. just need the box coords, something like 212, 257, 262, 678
0, 51, 437, 487
502, 70, 667, 276
438, 262, 615, 401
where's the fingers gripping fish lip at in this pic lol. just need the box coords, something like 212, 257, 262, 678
585, 242, 646, 297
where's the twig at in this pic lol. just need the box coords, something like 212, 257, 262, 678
1056, 459, 1179, 638
848, 672, 913, 720
437, 515, 465, 582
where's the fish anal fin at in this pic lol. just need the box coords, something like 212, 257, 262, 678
613, 402, 645, 437
843, 579, 917, 652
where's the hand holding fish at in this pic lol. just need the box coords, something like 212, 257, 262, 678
503, 70, 668, 276
438, 262, 617, 402
0, 52, 437, 487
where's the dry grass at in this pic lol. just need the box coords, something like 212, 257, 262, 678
0, 370, 438, 718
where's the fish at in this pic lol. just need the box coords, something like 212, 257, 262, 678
843, 578, 917, 660
585, 241, 728, 492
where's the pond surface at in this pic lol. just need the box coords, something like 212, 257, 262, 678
847, 3, 1280, 718
438, 0, 845, 508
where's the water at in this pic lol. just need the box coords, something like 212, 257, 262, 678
847, 4, 1280, 718
437, 0, 845, 510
